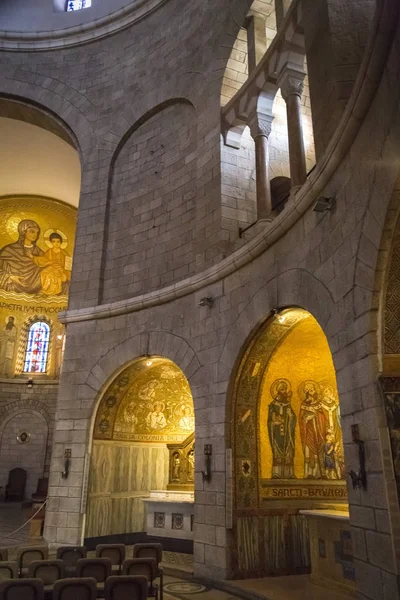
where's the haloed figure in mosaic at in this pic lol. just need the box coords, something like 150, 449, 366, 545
299, 381, 326, 479
268, 379, 297, 479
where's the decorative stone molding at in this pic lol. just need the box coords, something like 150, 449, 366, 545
278, 70, 306, 101
248, 112, 274, 139
0, 0, 168, 51
59, 0, 396, 324
0, 399, 52, 425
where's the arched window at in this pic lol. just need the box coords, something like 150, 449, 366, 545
23, 321, 51, 374
67, 0, 92, 11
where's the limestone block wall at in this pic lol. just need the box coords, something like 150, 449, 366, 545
102, 101, 198, 301
0, 382, 56, 498
0, 0, 400, 598
0, 412, 48, 499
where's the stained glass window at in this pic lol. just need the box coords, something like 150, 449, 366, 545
67, 0, 92, 11
23, 322, 50, 374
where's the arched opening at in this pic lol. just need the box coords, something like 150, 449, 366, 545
230, 307, 349, 584
0, 98, 80, 517
85, 355, 195, 548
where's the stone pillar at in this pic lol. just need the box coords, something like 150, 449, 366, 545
278, 68, 307, 188
249, 112, 274, 219
246, 15, 267, 74
275, 0, 292, 29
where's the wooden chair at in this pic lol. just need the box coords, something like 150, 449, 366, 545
52, 577, 97, 600
95, 544, 125, 574
5, 468, 27, 502
76, 558, 112, 597
31, 478, 49, 503
104, 575, 148, 600
133, 543, 164, 600
0, 561, 18, 581
0, 577, 44, 599
27, 560, 64, 599
17, 546, 48, 578
122, 558, 158, 600
56, 546, 87, 577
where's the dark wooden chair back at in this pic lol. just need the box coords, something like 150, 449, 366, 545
18, 546, 49, 571
0, 561, 18, 580
56, 546, 87, 565
5, 467, 27, 502
52, 577, 97, 600
27, 559, 64, 585
104, 575, 148, 600
132, 543, 162, 564
96, 544, 125, 571
76, 558, 112, 583
0, 577, 44, 599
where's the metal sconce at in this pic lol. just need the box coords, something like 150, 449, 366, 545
199, 297, 213, 308
348, 424, 367, 490
312, 196, 336, 213
61, 449, 71, 479
202, 444, 212, 482
27, 378, 34, 389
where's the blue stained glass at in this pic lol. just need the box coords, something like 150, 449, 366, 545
23, 322, 50, 374
67, 0, 92, 11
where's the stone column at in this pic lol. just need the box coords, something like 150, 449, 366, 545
249, 112, 274, 219
278, 68, 307, 188
246, 15, 267, 74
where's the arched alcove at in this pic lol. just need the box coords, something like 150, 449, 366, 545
0, 409, 49, 499
85, 355, 195, 540
230, 307, 347, 578
101, 99, 198, 304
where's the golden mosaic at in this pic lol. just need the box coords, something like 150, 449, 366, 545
0, 196, 76, 378
94, 357, 194, 442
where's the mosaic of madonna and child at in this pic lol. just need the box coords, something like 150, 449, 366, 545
0, 219, 72, 298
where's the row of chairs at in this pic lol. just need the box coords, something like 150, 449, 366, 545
0, 542, 163, 599
0, 574, 148, 599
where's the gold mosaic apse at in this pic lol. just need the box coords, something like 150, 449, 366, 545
94, 357, 194, 443
231, 308, 346, 511
0, 196, 77, 377
259, 316, 344, 481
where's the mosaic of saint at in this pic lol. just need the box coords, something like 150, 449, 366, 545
0, 196, 76, 378
260, 315, 345, 482
94, 357, 194, 443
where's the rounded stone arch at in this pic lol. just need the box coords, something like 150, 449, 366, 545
0, 399, 52, 427
0, 85, 96, 158
109, 97, 197, 173
0, 401, 51, 497
85, 330, 202, 435
221, 268, 334, 391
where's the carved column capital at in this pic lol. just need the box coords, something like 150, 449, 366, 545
278, 67, 306, 101
248, 112, 274, 140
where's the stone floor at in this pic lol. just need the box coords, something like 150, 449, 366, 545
0, 505, 355, 600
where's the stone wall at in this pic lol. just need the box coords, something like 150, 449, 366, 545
0, 0, 399, 598
0, 382, 57, 497
102, 101, 198, 301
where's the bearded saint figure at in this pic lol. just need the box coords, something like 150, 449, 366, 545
299, 381, 327, 479
267, 379, 297, 479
